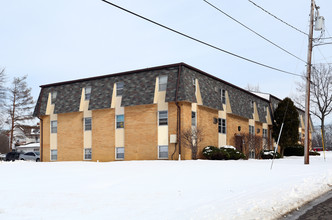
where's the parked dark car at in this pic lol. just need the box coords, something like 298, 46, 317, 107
19, 152, 40, 162
5, 152, 22, 161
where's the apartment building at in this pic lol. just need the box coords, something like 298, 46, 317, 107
33, 63, 309, 162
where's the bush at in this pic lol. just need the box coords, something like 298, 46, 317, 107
260, 150, 281, 159
220, 147, 246, 160
284, 144, 304, 156
202, 146, 245, 160
309, 151, 320, 156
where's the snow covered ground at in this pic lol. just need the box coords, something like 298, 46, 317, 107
1, 153, 331, 220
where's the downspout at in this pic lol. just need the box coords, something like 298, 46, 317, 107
171, 64, 182, 160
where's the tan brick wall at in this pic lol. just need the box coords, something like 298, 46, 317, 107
41, 116, 50, 162
197, 105, 218, 158
168, 102, 178, 160
57, 112, 84, 161
92, 108, 115, 162
125, 104, 158, 160
227, 114, 249, 147
179, 102, 192, 160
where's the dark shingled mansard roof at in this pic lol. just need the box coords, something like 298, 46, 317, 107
33, 63, 273, 123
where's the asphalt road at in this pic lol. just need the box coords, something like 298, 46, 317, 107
282, 190, 332, 220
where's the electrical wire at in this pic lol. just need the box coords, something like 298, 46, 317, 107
248, 0, 309, 36
101, 0, 303, 77
203, 0, 307, 64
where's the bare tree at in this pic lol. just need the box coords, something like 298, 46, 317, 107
182, 127, 204, 160
246, 83, 261, 92
0, 68, 6, 129
295, 64, 332, 148
6, 76, 34, 151
242, 133, 262, 159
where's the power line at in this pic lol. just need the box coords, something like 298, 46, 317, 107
203, 0, 307, 64
101, 0, 303, 77
248, 0, 309, 36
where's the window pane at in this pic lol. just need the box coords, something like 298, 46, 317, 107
51, 92, 57, 104
85, 87, 91, 100
192, 112, 196, 126
159, 111, 168, 126
159, 145, 168, 159
218, 118, 221, 133
116, 82, 124, 96
221, 89, 226, 104
116, 147, 124, 159
159, 76, 168, 91
51, 121, 57, 133
85, 148, 92, 160
222, 119, 226, 134
85, 118, 92, 131
116, 115, 124, 128
51, 150, 57, 161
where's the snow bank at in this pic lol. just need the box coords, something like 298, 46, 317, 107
0, 153, 331, 220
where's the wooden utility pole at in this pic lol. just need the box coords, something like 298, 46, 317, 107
304, 0, 315, 164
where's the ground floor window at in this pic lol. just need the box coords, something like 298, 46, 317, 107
249, 149, 255, 159
158, 145, 168, 159
84, 148, 92, 160
116, 147, 124, 160
51, 150, 57, 161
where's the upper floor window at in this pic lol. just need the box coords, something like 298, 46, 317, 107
84, 117, 92, 131
263, 129, 268, 138
51, 120, 57, 133
116, 115, 124, 128
158, 111, 168, 126
193, 78, 196, 91
51, 92, 57, 104
116, 82, 124, 96
249, 125, 255, 135
218, 118, 226, 134
221, 89, 226, 104
85, 87, 91, 100
158, 75, 168, 91
192, 111, 196, 127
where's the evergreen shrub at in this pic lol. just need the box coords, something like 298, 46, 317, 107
202, 146, 245, 160
284, 144, 304, 156
260, 150, 281, 159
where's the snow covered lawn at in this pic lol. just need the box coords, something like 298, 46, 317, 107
1, 153, 332, 220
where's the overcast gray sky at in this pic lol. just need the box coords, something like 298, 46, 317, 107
1, 0, 331, 124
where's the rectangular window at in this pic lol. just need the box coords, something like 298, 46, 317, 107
84, 117, 92, 131
85, 87, 91, 100
51, 150, 57, 161
51, 91, 57, 104
158, 75, 168, 91
218, 118, 226, 134
263, 129, 268, 138
116, 82, 124, 96
116, 147, 124, 160
84, 148, 92, 160
158, 111, 168, 126
116, 115, 124, 128
249, 125, 255, 135
191, 111, 196, 127
221, 89, 226, 104
51, 121, 57, 133
193, 78, 196, 91
158, 145, 168, 159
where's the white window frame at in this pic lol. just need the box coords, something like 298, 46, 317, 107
51, 149, 57, 161
51, 120, 57, 133
84, 148, 92, 160
158, 145, 168, 159
84, 117, 92, 131
263, 129, 268, 138
116, 115, 124, 129
158, 75, 168, 91
115, 147, 124, 160
85, 87, 91, 100
158, 111, 168, 126
116, 82, 124, 96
